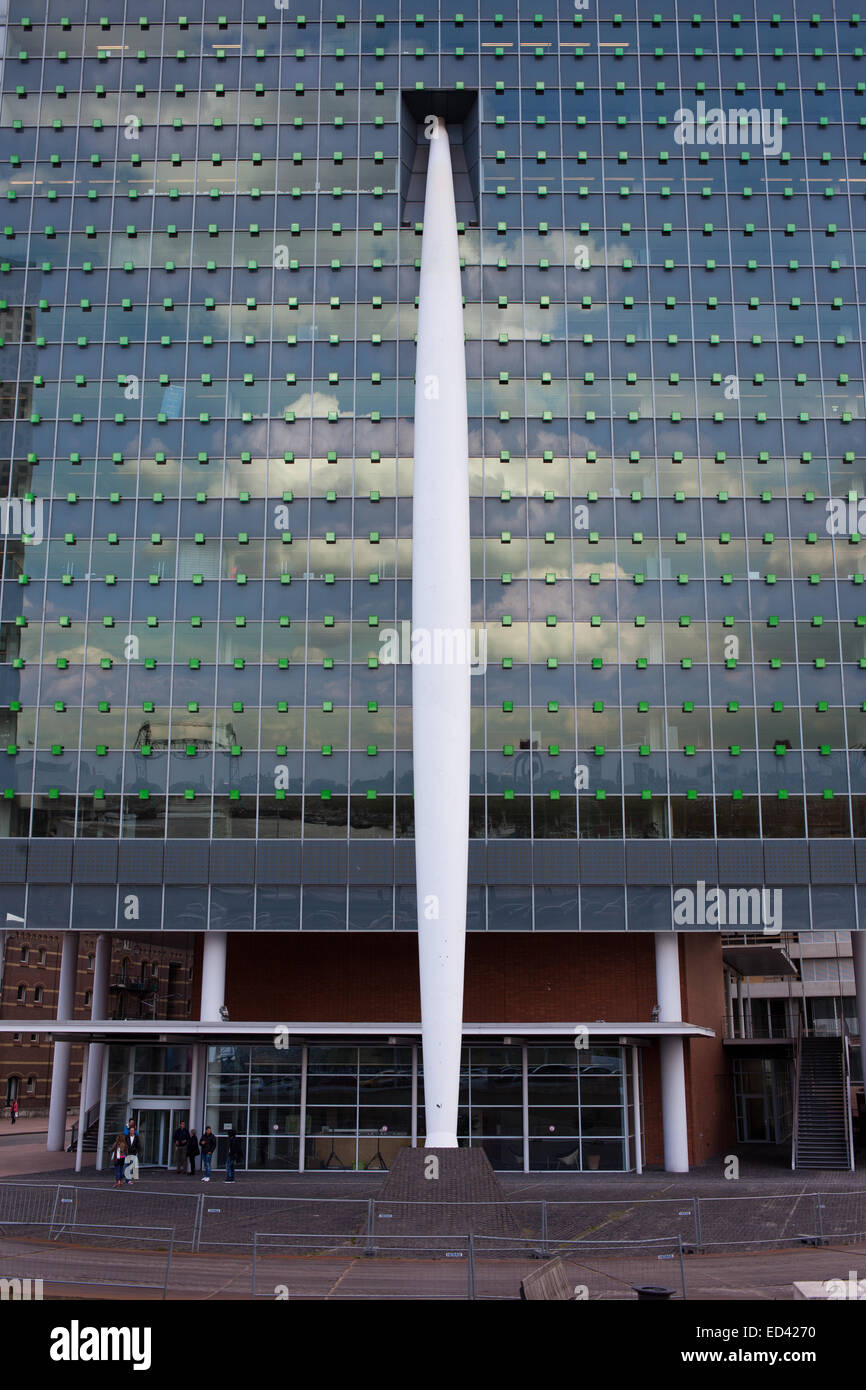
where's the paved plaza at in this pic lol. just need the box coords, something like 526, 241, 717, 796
2, 1135, 866, 1299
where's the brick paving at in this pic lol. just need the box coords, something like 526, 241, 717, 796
374, 1146, 521, 1236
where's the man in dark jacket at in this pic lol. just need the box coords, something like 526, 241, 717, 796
225, 1129, 243, 1183
187, 1129, 200, 1175
173, 1121, 189, 1173
199, 1126, 216, 1182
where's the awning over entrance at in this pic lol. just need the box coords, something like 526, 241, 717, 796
0, 1019, 715, 1043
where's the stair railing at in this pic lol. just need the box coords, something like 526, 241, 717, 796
68, 1101, 101, 1152
842, 1015, 856, 1173
791, 1014, 803, 1170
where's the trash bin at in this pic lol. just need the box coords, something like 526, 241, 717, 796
633, 1285, 674, 1301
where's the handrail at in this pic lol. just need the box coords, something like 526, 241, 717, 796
68, 1101, 101, 1152
791, 1014, 802, 1170
842, 1016, 856, 1173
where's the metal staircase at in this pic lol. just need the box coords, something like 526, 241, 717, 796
791, 1022, 855, 1171
68, 1101, 127, 1156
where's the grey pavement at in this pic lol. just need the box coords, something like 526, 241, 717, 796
3, 1143, 866, 1301
0, 1153, 865, 1256
3, 1231, 866, 1300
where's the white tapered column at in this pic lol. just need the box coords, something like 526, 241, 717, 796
412, 118, 471, 1148
74, 1047, 90, 1174
200, 932, 227, 1022
655, 933, 690, 1173
188, 1044, 207, 1133
47, 932, 79, 1151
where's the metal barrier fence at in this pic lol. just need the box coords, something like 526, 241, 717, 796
3, 1221, 866, 1301
542, 1197, 697, 1248
197, 1197, 545, 1252
0, 1222, 175, 1299
0, 1182, 200, 1249
367, 1198, 543, 1238
198, 1194, 371, 1251
252, 1231, 477, 1300
0, 1182, 78, 1236
816, 1192, 866, 1240
696, 1192, 866, 1250
250, 1232, 687, 1300
0, 1183, 864, 1254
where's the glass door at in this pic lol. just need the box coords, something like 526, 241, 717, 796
132, 1108, 163, 1166
133, 1108, 170, 1166
134, 1107, 188, 1167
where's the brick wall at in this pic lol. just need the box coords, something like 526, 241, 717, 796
0, 933, 194, 1116
224, 932, 664, 1022
681, 933, 733, 1167
220, 931, 735, 1167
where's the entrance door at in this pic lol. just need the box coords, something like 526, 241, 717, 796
134, 1109, 168, 1167
134, 1108, 189, 1167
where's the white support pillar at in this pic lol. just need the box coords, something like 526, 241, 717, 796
724, 969, 735, 1038
200, 931, 227, 1022
736, 983, 746, 1038
95, 1046, 109, 1172
412, 116, 471, 1148
298, 1044, 308, 1173
853, 930, 866, 1047
631, 1045, 643, 1175
654, 933, 689, 1173
85, 933, 111, 1111
522, 1045, 530, 1174
197, 933, 227, 1145
188, 1044, 206, 1135
47, 932, 79, 1151
410, 1045, 418, 1149
74, 1047, 90, 1174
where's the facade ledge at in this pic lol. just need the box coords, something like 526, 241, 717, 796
0, 1019, 715, 1042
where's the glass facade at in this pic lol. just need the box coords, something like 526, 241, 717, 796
112, 1040, 640, 1171
207, 1041, 302, 1168
0, 1, 864, 931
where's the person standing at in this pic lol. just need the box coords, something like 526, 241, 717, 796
187, 1128, 200, 1175
199, 1125, 216, 1182
9, 1099, 18, 1125
125, 1122, 141, 1183
225, 1129, 243, 1183
173, 1120, 189, 1174
110, 1134, 128, 1189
